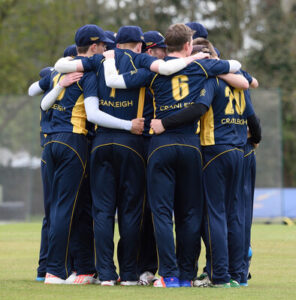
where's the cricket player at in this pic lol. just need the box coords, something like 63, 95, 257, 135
137, 30, 168, 286
28, 44, 79, 282
150, 68, 261, 289
38, 24, 146, 284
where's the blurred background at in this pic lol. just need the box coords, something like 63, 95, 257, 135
0, 0, 295, 221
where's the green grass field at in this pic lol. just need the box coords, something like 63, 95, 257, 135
0, 223, 295, 300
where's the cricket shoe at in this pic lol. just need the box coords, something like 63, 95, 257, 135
179, 280, 192, 287
120, 281, 138, 286
193, 273, 211, 287
44, 273, 65, 284
65, 272, 77, 284
153, 277, 180, 288
230, 279, 240, 288
138, 271, 158, 286
240, 282, 248, 287
73, 273, 99, 285
101, 280, 116, 286
210, 282, 230, 288
35, 276, 45, 282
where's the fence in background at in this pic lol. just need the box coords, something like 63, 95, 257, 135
0, 90, 294, 221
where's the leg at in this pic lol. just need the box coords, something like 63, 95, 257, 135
46, 140, 86, 279
91, 145, 118, 281
116, 145, 146, 282
174, 146, 203, 281
148, 145, 179, 278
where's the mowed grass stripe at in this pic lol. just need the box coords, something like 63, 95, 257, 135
0, 223, 295, 300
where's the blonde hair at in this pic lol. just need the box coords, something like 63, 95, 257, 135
117, 42, 141, 50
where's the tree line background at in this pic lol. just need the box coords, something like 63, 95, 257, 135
0, 0, 295, 186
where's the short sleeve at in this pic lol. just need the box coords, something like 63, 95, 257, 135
38, 74, 51, 92
123, 68, 154, 89
196, 78, 218, 107
81, 54, 104, 72
80, 72, 98, 98
196, 59, 230, 77
135, 53, 158, 70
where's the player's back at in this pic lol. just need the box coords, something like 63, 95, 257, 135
200, 78, 253, 147
96, 48, 155, 132
45, 68, 95, 136
150, 57, 216, 134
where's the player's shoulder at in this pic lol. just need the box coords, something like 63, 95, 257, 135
205, 76, 220, 89
117, 48, 137, 59
79, 70, 97, 86
81, 54, 105, 66
82, 70, 97, 79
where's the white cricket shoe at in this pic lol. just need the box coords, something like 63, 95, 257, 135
73, 273, 98, 285
44, 273, 65, 284
101, 280, 116, 286
65, 272, 77, 284
120, 281, 138, 286
138, 271, 158, 286
193, 273, 211, 287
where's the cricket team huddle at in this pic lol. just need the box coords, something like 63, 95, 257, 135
28, 21, 262, 288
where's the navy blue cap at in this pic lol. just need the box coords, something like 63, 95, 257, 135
214, 47, 220, 58
63, 44, 77, 57
39, 67, 54, 78
185, 22, 208, 39
75, 24, 113, 47
143, 31, 167, 51
105, 30, 116, 50
115, 26, 145, 45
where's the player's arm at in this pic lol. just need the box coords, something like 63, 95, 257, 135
247, 114, 261, 144
54, 56, 84, 73
244, 89, 261, 144
40, 72, 83, 110
149, 51, 210, 75
102, 52, 211, 89
151, 103, 209, 134
54, 53, 104, 73
217, 73, 249, 89
103, 58, 152, 89
82, 72, 144, 135
28, 72, 52, 96
250, 77, 259, 88
28, 81, 44, 96
197, 58, 242, 77
240, 69, 259, 89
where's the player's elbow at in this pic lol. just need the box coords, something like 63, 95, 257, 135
28, 88, 35, 97
86, 110, 97, 125
105, 77, 113, 88
40, 101, 50, 111
54, 60, 63, 73
86, 113, 94, 124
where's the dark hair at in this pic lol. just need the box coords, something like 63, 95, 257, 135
165, 24, 193, 53
77, 42, 103, 54
76, 45, 90, 54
